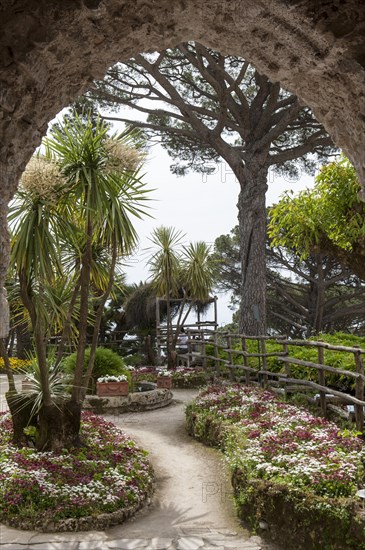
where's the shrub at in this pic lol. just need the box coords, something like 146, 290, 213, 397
172, 368, 209, 388
124, 353, 145, 367
205, 333, 365, 392
267, 332, 365, 391
62, 347, 131, 393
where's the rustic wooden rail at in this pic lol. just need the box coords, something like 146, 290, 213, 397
170, 329, 365, 431
55, 327, 365, 430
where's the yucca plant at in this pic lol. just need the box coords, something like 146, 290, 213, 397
7, 113, 151, 451
147, 226, 215, 368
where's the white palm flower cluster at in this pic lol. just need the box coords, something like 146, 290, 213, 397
20, 156, 66, 199
104, 139, 145, 175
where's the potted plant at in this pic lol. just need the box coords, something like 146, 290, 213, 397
156, 369, 173, 389
96, 374, 129, 396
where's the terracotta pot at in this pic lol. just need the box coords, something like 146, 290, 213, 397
96, 381, 129, 396
157, 376, 173, 389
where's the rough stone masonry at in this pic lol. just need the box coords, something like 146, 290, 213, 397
0, 0, 364, 335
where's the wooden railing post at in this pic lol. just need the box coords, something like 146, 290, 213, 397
354, 350, 364, 432
226, 334, 234, 381
317, 346, 327, 417
214, 330, 220, 376
156, 297, 162, 365
201, 330, 207, 371
260, 337, 268, 388
187, 328, 192, 368
241, 336, 250, 385
283, 340, 290, 376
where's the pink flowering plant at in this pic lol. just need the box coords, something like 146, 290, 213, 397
131, 366, 208, 388
0, 411, 153, 525
187, 385, 365, 499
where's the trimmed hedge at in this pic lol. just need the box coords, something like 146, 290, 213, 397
205, 332, 365, 392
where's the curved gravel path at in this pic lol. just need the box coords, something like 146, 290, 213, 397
0, 388, 279, 550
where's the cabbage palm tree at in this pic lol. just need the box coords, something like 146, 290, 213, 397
9, 114, 150, 450
148, 226, 183, 366
148, 226, 215, 368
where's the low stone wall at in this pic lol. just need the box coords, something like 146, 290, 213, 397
84, 388, 173, 414
4, 492, 154, 533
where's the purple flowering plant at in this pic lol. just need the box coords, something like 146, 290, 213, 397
0, 411, 153, 523
131, 366, 208, 388
187, 385, 365, 498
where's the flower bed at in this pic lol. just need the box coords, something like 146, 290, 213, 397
186, 385, 365, 549
0, 357, 31, 372
131, 366, 208, 388
0, 411, 154, 531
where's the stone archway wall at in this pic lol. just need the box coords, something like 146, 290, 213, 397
0, 0, 365, 327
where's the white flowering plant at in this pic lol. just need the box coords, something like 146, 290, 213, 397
157, 369, 172, 377
0, 411, 153, 525
97, 374, 128, 383
187, 385, 365, 499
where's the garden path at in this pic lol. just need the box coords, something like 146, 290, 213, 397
0, 386, 279, 550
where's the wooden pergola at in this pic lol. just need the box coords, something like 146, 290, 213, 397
155, 295, 218, 364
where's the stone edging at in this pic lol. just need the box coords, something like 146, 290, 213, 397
1, 478, 154, 533
84, 388, 173, 414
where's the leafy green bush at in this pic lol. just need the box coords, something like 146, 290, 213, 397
124, 353, 145, 367
62, 347, 131, 393
267, 332, 365, 391
205, 333, 364, 391
172, 369, 209, 388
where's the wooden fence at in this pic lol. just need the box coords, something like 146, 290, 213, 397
173, 329, 365, 431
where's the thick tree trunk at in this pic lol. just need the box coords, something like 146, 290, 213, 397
6, 392, 38, 447
55, 277, 80, 366
307, 253, 326, 335
145, 334, 156, 365
81, 238, 117, 400
72, 214, 93, 403
37, 399, 81, 452
237, 163, 268, 335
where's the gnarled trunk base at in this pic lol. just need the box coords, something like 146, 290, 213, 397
37, 399, 82, 452
6, 392, 37, 447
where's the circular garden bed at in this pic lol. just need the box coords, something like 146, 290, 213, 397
0, 411, 154, 532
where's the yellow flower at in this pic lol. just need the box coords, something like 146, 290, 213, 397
0, 357, 31, 370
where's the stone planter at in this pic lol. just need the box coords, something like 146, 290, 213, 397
157, 376, 173, 389
96, 381, 129, 397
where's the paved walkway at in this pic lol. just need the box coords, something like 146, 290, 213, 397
0, 384, 279, 550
